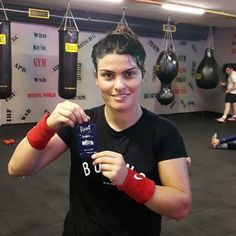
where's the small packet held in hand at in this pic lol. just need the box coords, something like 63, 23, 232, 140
75, 121, 97, 158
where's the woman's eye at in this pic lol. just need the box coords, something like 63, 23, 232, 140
125, 70, 137, 78
100, 72, 114, 80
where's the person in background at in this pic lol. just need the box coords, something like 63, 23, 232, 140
211, 133, 236, 149
8, 25, 191, 236
216, 65, 236, 123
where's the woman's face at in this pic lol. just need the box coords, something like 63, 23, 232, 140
96, 54, 143, 112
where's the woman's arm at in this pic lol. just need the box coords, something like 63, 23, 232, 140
145, 157, 191, 220
92, 151, 191, 220
8, 100, 90, 177
220, 135, 236, 144
8, 134, 67, 176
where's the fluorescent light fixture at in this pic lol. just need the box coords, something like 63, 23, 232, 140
97, 0, 123, 2
162, 3, 205, 15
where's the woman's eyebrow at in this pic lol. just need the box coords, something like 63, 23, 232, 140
100, 69, 114, 73
99, 67, 139, 73
123, 67, 139, 73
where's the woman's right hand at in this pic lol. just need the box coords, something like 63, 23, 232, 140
46, 100, 90, 130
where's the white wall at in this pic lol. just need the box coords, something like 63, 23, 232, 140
0, 21, 210, 125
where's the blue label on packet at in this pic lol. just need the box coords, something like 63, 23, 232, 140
75, 121, 97, 158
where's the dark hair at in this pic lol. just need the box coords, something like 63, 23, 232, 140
226, 65, 233, 70
91, 27, 146, 76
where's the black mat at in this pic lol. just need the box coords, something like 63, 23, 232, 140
1, 113, 236, 236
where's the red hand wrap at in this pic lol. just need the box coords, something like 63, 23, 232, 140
26, 114, 56, 150
117, 168, 155, 204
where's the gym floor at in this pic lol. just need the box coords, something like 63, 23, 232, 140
0, 112, 236, 236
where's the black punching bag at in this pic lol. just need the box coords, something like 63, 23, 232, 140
155, 50, 178, 105
58, 28, 78, 99
195, 48, 219, 89
156, 83, 175, 105
0, 20, 12, 99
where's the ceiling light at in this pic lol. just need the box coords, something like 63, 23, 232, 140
97, 0, 123, 2
161, 3, 205, 15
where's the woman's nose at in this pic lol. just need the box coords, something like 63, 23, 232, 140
114, 77, 125, 90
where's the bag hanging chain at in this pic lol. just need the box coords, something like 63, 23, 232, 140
0, 0, 8, 21
113, 8, 136, 38
161, 16, 176, 52
59, 0, 79, 32
206, 26, 214, 50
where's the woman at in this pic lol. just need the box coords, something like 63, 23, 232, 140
8, 27, 191, 236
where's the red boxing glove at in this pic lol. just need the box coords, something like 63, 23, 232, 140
27, 114, 56, 150
117, 168, 155, 204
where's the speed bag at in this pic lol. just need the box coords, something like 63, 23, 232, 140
58, 29, 78, 99
156, 83, 175, 105
155, 50, 179, 83
195, 48, 220, 89
0, 20, 12, 99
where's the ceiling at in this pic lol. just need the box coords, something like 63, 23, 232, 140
2, 0, 236, 29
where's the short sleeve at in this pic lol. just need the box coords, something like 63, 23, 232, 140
157, 119, 187, 161
232, 73, 236, 82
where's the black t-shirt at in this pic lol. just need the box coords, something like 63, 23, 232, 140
57, 105, 187, 236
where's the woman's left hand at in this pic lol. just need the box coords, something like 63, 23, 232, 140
91, 151, 128, 185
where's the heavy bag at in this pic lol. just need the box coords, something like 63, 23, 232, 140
195, 48, 219, 89
156, 83, 175, 105
155, 50, 179, 83
155, 50, 178, 105
0, 20, 12, 99
58, 28, 78, 99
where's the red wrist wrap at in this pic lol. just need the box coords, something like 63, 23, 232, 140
117, 168, 155, 204
26, 114, 56, 150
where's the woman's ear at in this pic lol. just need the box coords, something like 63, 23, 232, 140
142, 69, 146, 77
93, 69, 97, 78
141, 69, 145, 83
96, 79, 99, 87
94, 70, 100, 87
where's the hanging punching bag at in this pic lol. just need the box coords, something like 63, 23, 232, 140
156, 83, 175, 105
0, 20, 12, 99
155, 50, 178, 82
155, 50, 178, 105
58, 28, 78, 99
195, 48, 220, 89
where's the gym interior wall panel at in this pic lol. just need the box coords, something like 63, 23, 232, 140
140, 37, 206, 114
0, 21, 207, 125
4, 22, 63, 124
0, 101, 2, 125
74, 32, 104, 109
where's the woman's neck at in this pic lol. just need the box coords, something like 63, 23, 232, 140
104, 105, 142, 131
